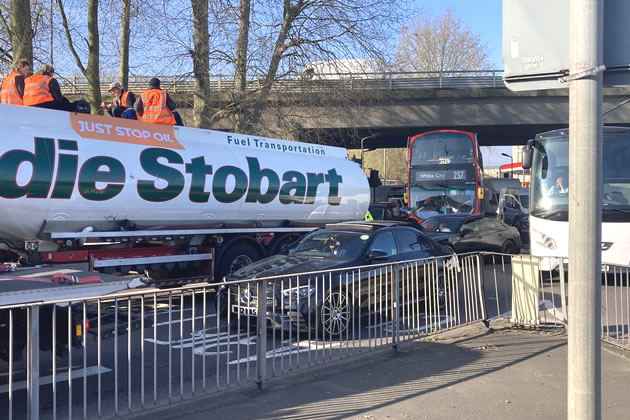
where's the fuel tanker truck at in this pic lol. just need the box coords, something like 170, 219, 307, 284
0, 104, 370, 285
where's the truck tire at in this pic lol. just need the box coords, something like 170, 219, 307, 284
270, 233, 302, 255
216, 242, 263, 281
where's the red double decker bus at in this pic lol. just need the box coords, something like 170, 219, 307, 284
407, 129, 485, 222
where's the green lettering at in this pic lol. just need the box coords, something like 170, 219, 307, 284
212, 165, 247, 203
325, 169, 343, 205
51, 154, 78, 199
78, 156, 125, 201
279, 171, 306, 204
185, 156, 213, 203
0, 137, 54, 199
305, 173, 325, 204
137, 148, 185, 202
245, 157, 280, 204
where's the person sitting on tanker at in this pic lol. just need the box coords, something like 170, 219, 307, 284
134, 77, 183, 126
1, 58, 31, 106
100, 81, 136, 119
23, 64, 89, 113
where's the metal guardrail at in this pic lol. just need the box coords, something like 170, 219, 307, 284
2, 251, 628, 419
58, 70, 506, 96
484, 253, 630, 350
0, 252, 501, 419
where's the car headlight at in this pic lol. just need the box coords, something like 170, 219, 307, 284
532, 227, 557, 250
282, 285, 316, 299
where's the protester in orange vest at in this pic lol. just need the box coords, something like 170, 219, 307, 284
100, 81, 137, 119
1, 59, 31, 105
23, 64, 89, 113
134, 77, 183, 125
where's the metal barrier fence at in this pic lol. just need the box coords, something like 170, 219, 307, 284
58, 70, 506, 96
0, 252, 514, 419
483, 253, 630, 351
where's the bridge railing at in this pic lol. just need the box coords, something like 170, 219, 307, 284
59, 69, 506, 96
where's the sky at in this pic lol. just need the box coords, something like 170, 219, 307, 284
412, 0, 511, 167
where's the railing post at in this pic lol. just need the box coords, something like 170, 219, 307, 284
559, 258, 568, 326
476, 254, 488, 322
439, 71, 443, 89
392, 264, 400, 352
256, 280, 267, 390
27, 306, 40, 420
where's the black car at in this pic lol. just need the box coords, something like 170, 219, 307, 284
421, 214, 522, 254
220, 221, 455, 336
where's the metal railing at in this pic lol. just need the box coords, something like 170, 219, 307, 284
1, 252, 506, 419
11, 251, 630, 419
482, 253, 630, 351
58, 70, 506, 96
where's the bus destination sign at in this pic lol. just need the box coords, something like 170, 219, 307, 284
413, 168, 474, 182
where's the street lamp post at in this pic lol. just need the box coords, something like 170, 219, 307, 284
360, 133, 381, 171
501, 152, 513, 178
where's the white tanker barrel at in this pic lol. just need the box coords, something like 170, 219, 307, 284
0, 105, 370, 243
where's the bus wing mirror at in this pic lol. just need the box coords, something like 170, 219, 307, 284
521, 140, 534, 169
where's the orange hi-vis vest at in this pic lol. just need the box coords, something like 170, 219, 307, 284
115, 89, 132, 108
140, 89, 175, 124
23, 75, 54, 106
1, 72, 24, 105
0, 71, 24, 105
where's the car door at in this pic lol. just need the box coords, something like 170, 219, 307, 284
456, 218, 485, 253
479, 218, 502, 251
359, 230, 399, 312
393, 228, 430, 262
502, 194, 520, 225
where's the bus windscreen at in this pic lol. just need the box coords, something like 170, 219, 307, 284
410, 132, 475, 166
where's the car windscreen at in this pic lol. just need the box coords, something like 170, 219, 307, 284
420, 217, 463, 233
289, 230, 371, 259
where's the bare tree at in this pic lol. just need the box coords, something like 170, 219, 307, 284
205, 0, 405, 137
1, 0, 34, 65
119, 0, 130, 86
232, 0, 250, 133
190, 0, 211, 128
394, 8, 490, 75
56, 0, 102, 113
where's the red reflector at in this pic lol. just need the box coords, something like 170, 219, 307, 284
85, 319, 90, 333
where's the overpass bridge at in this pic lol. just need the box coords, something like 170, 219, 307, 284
61, 70, 630, 148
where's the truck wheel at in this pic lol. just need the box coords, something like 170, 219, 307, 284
217, 242, 263, 281
270, 233, 302, 255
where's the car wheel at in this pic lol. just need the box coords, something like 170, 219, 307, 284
501, 240, 516, 254
319, 290, 353, 338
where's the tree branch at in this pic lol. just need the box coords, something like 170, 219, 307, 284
56, 0, 86, 74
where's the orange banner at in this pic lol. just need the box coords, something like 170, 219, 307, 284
70, 113, 184, 150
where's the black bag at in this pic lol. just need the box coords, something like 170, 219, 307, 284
73, 100, 91, 114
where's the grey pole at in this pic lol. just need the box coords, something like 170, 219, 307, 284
27, 306, 40, 420
568, 0, 602, 419
256, 280, 267, 390
360, 133, 380, 172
